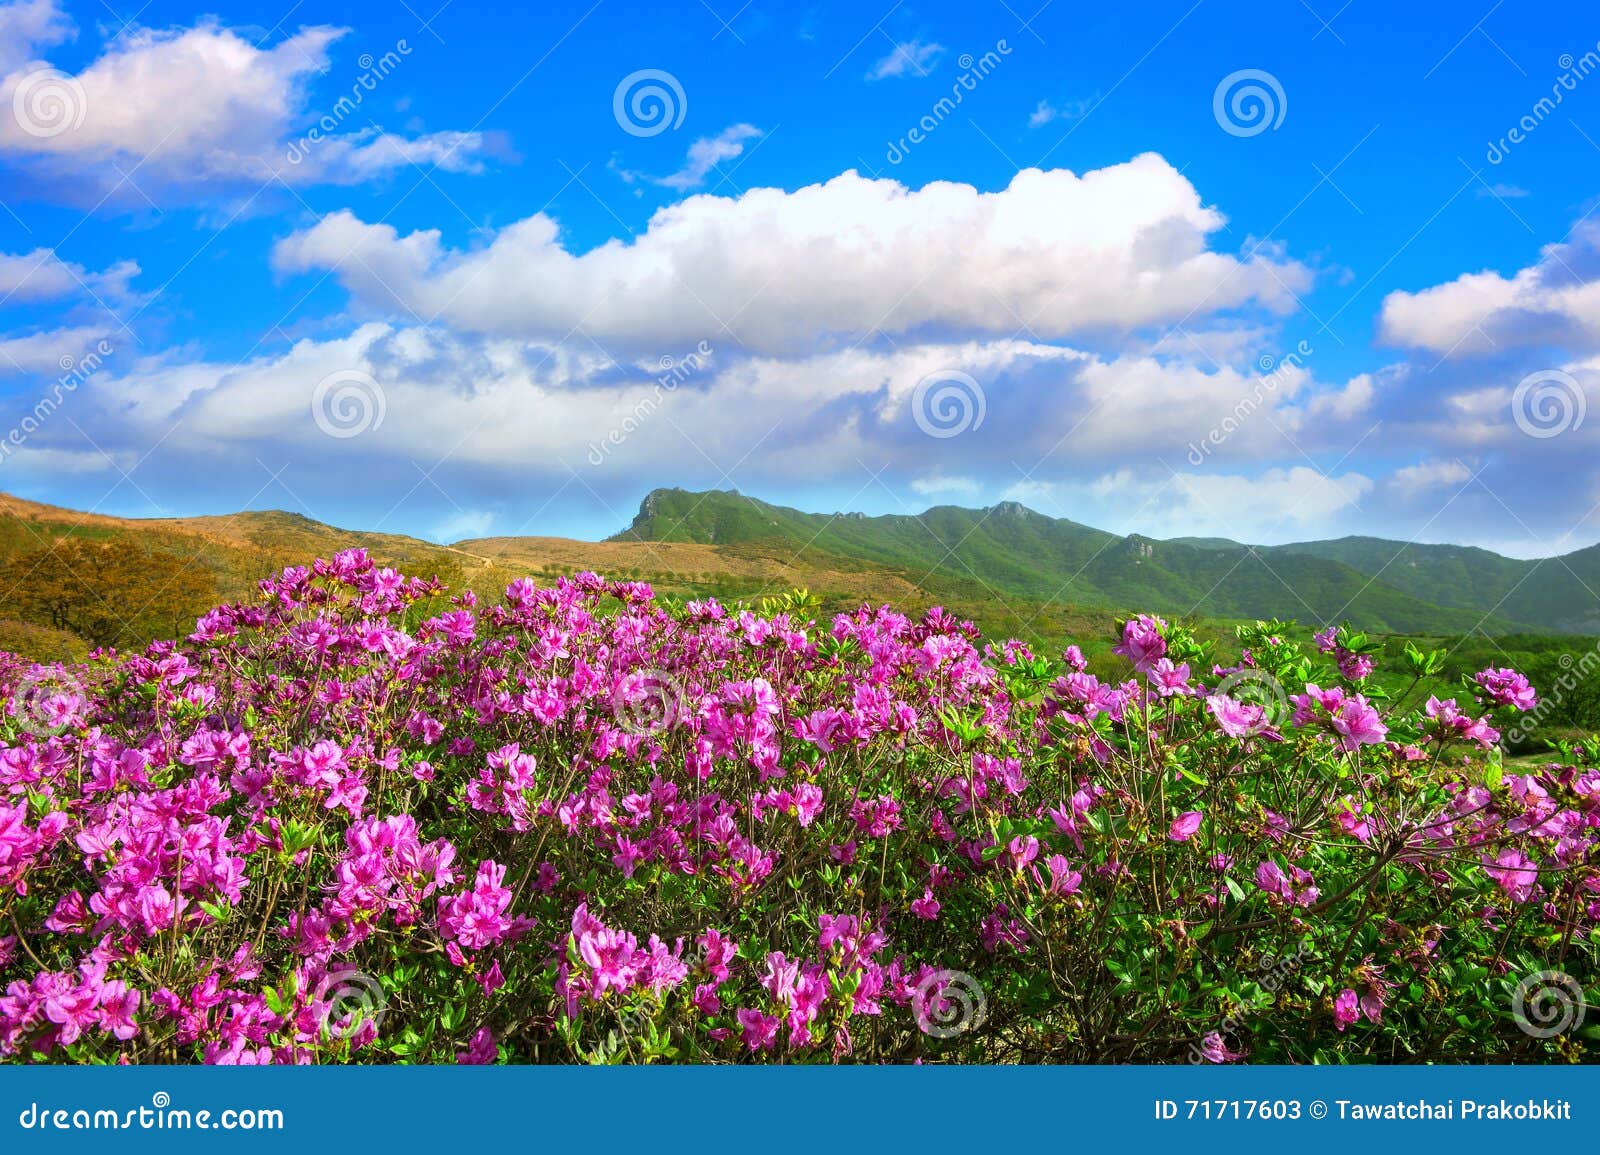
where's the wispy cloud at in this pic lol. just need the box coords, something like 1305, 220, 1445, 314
1388, 459, 1472, 498
1028, 95, 1096, 128
434, 508, 497, 542
867, 38, 943, 80
0, 0, 72, 74
656, 124, 762, 191
0, 247, 140, 304
911, 473, 982, 497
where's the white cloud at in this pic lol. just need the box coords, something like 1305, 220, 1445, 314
60, 327, 1074, 474
21, 305, 1590, 555
656, 124, 761, 191
0, 0, 71, 74
1064, 353, 1374, 462
868, 39, 944, 80
1388, 458, 1471, 497
273, 154, 1312, 355
1302, 372, 1374, 422
1170, 467, 1373, 534
1028, 96, 1095, 128
0, 324, 113, 373
0, 444, 123, 476
1141, 323, 1278, 365
0, 247, 140, 304
0, 17, 485, 195
433, 508, 497, 542
28, 315, 1383, 530
1415, 359, 1598, 453
1475, 183, 1529, 199
1379, 220, 1600, 355
910, 473, 982, 497
1002, 466, 1373, 543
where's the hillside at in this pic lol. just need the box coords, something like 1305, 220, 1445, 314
611, 488, 1550, 635
1273, 536, 1600, 634
3, 485, 1596, 666
0, 493, 474, 576
0, 493, 508, 658
0, 491, 1122, 660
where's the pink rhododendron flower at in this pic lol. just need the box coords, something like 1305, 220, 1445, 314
1042, 855, 1082, 896
0, 550, 1575, 1067
1482, 848, 1539, 904
1113, 615, 1168, 673
1333, 989, 1361, 1031
1476, 667, 1537, 711
1148, 658, 1192, 697
1168, 811, 1203, 842
1195, 1030, 1244, 1063
438, 861, 515, 952
737, 1008, 780, 1051
1333, 797, 1371, 842
1337, 651, 1374, 681
1207, 694, 1266, 738
457, 1027, 497, 1064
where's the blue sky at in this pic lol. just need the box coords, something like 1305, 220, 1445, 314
2, 0, 1599, 556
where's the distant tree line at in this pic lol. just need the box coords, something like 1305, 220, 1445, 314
0, 539, 218, 651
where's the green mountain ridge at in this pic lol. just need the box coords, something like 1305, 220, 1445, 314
611, 487, 1600, 635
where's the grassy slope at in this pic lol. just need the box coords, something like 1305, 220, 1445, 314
0, 492, 507, 617
2, 483, 1591, 667
611, 488, 1534, 634
1275, 537, 1600, 634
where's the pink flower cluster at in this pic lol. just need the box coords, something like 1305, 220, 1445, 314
0, 549, 1586, 1064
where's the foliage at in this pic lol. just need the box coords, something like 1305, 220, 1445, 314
0, 558, 1595, 1065
0, 619, 89, 665
614, 487, 1599, 633
0, 540, 218, 650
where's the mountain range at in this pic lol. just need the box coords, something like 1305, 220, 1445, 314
0, 487, 1595, 666
607, 487, 1600, 636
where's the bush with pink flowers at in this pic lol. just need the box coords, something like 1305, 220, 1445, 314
0, 554, 1594, 1064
